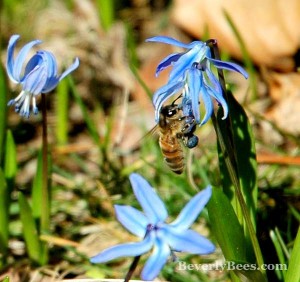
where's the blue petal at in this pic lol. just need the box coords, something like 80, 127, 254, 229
208, 58, 248, 79
146, 36, 196, 49
23, 54, 42, 78
115, 205, 148, 238
205, 63, 223, 95
11, 36, 42, 83
141, 238, 170, 281
38, 51, 58, 78
44, 57, 79, 93
129, 173, 168, 224
169, 44, 206, 83
6, 35, 21, 83
153, 80, 184, 122
164, 227, 215, 254
42, 77, 59, 93
205, 83, 228, 120
58, 57, 80, 82
188, 67, 202, 124
171, 186, 212, 230
90, 234, 154, 263
22, 64, 48, 95
199, 86, 214, 125
155, 52, 182, 77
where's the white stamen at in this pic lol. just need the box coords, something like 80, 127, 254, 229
20, 93, 31, 117
32, 97, 38, 114
13, 90, 26, 103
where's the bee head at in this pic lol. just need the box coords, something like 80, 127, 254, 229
161, 104, 180, 118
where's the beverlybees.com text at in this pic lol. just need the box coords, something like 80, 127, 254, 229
177, 261, 287, 271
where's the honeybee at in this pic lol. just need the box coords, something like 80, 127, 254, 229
157, 103, 198, 174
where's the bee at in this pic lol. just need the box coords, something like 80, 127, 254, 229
157, 103, 198, 174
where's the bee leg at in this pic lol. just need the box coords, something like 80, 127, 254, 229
181, 118, 196, 135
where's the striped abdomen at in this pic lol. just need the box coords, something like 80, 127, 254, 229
159, 134, 184, 174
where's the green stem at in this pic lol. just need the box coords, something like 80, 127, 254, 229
41, 94, 49, 231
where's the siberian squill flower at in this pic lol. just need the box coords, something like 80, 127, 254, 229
91, 173, 214, 281
146, 36, 248, 125
6, 34, 79, 118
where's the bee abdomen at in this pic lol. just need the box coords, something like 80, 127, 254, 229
160, 138, 184, 174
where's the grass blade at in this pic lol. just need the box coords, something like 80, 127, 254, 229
270, 230, 286, 280
68, 76, 100, 146
0, 169, 9, 258
0, 63, 8, 165
4, 130, 17, 183
223, 10, 257, 100
96, 0, 115, 31
285, 227, 300, 282
55, 78, 69, 145
18, 192, 42, 264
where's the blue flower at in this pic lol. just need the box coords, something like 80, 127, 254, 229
6, 34, 79, 118
90, 173, 214, 281
146, 36, 248, 125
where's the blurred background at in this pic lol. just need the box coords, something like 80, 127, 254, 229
0, 0, 300, 281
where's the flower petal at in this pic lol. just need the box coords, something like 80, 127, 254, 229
6, 35, 21, 83
153, 80, 184, 122
169, 44, 206, 83
129, 173, 168, 224
90, 233, 154, 263
188, 67, 202, 124
146, 36, 195, 49
199, 86, 214, 125
141, 238, 170, 281
44, 57, 79, 93
205, 76, 228, 121
41, 77, 59, 93
11, 36, 42, 83
155, 52, 182, 77
37, 51, 58, 78
164, 227, 215, 254
58, 57, 80, 82
22, 64, 48, 95
115, 205, 148, 238
208, 58, 248, 79
171, 186, 212, 230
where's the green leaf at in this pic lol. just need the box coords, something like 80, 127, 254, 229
285, 227, 300, 282
217, 91, 257, 229
0, 63, 8, 165
207, 187, 247, 261
96, 0, 115, 31
4, 130, 17, 181
215, 90, 258, 263
208, 188, 265, 281
18, 192, 42, 264
1, 277, 10, 282
0, 169, 9, 256
55, 78, 69, 145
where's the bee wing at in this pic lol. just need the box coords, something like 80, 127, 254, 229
128, 125, 159, 153
147, 124, 160, 138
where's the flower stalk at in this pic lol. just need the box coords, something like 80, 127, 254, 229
41, 94, 49, 233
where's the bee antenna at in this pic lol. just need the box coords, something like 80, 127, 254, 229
171, 94, 183, 106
